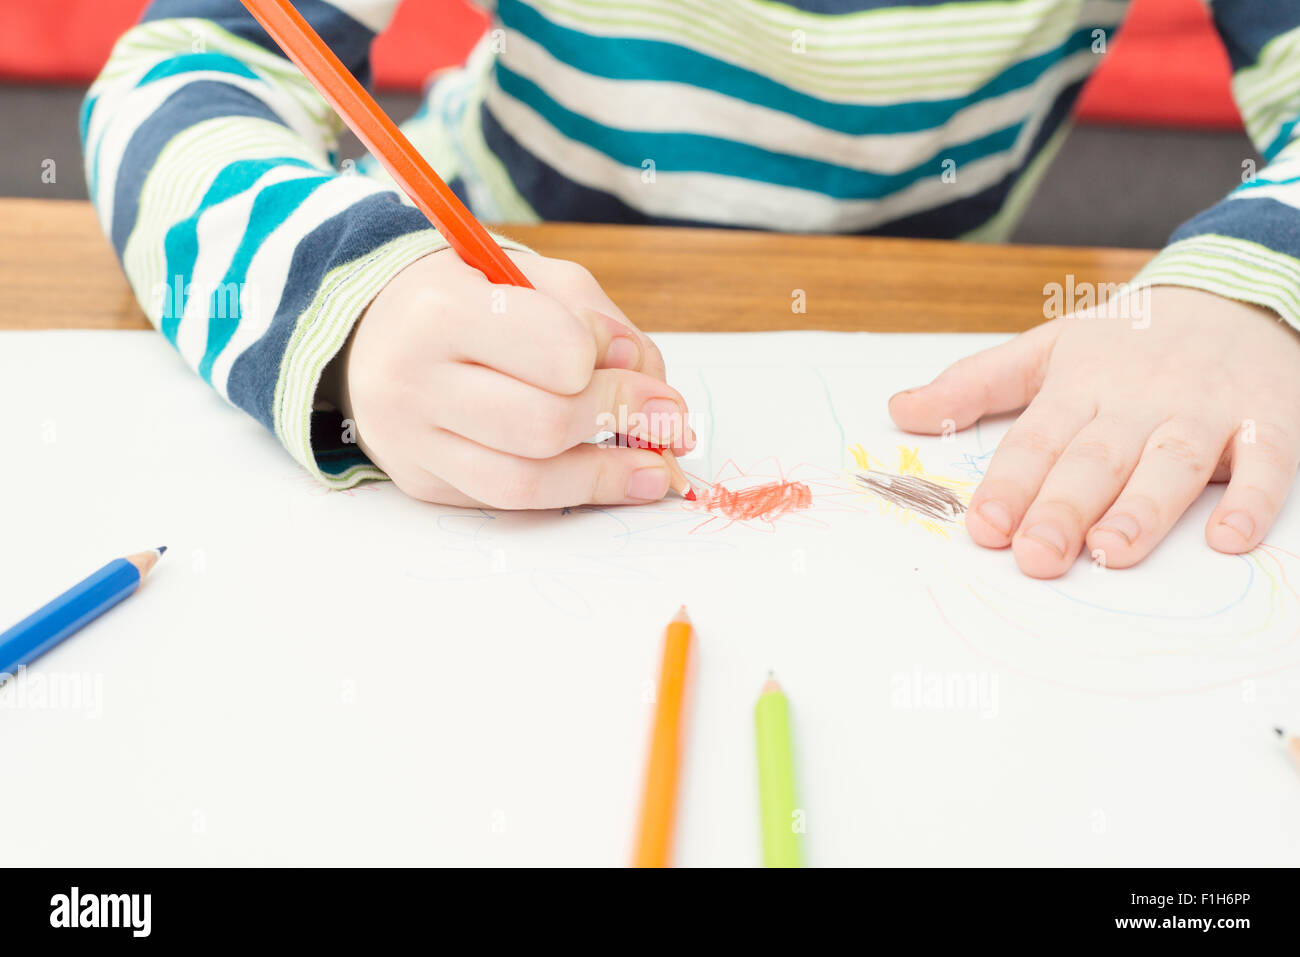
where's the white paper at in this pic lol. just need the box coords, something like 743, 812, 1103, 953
0, 330, 1297, 866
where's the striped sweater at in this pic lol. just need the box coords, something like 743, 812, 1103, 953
82, 0, 1300, 487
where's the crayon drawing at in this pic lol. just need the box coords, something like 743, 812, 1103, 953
695, 479, 812, 522
683, 457, 864, 534
847, 445, 974, 538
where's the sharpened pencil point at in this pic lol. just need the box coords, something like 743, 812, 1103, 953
672, 605, 691, 623
683, 487, 697, 501
1276, 726, 1286, 738
126, 548, 165, 580
156, 546, 167, 556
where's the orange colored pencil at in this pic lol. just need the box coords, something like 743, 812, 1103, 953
632, 606, 695, 867
239, 0, 529, 286
238, 0, 692, 495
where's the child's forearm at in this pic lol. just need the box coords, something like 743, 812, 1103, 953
1133, 6, 1300, 330
80, 1, 461, 487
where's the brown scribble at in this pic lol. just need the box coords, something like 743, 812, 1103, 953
853, 470, 966, 524
696, 480, 813, 522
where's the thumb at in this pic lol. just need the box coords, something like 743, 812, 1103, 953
889, 319, 1062, 434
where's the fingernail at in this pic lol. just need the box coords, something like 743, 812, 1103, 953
604, 335, 640, 370
641, 398, 683, 445
976, 500, 1012, 536
1023, 523, 1066, 557
626, 466, 669, 501
1096, 513, 1140, 544
1219, 511, 1254, 539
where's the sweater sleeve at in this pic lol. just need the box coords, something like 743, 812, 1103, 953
81, 0, 526, 487
1132, 3, 1300, 328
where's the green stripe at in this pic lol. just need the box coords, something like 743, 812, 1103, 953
500, 0, 1102, 134
534, 0, 1098, 43
1136, 237, 1300, 323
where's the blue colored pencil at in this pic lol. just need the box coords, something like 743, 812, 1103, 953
0, 548, 167, 677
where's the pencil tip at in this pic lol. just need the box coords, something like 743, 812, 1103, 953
681, 486, 696, 501
672, 605, 690, 623
156, 546, 167, 556
1276, 726, 1286, 738
761, 674, 782, 694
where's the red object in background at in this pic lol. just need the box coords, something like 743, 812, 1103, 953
1074, 0, 1240, 130
0, 0, 1241, 131
0, 0, 488, 90
0, 0, 150, 84
372, 0, 488, 89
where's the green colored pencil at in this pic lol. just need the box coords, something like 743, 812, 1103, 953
755, 674, 803, 867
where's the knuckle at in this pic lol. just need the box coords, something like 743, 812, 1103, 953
587, 461, 607, 505
522, 400, 574, 457
408, 288, 461, 352
932, 357, 977, 396
552, 259, 598, 292
390, 371, 423, 408
1019, 358, 1041, 406
1064, 437, 1128, 480
1109, 491, 1164, 530
414, 285, 458, 327
1033, 498, 1087, 530
1000, 425, 1064, 460
1247, 432, 1298, 473
551, 352, 595, 395
970, 480, 1031, 512
480, 464, 542, 510
544, 317, 598, 393
642, 335, 666, 374
944, 355, 977, 380
1252, 444, 1291, 475
1250, 417, 1291, 444
1153, 432, 1216, 474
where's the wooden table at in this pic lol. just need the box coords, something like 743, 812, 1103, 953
0, 198, 1154, 333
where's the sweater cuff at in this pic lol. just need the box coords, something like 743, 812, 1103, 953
1131, 234, 1300, 330
275, 228, 536, 488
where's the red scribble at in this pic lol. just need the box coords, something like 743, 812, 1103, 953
695, 480, 813, 522
675, 458, 863, 534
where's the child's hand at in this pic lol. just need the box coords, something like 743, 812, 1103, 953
889, 287, 1300, 578
335, 250, 693, 508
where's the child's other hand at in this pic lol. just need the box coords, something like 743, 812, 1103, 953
889, 287, 1300, 578
338, 250, 693, 508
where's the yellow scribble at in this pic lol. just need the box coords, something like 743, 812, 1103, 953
847, 444, 975, 539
